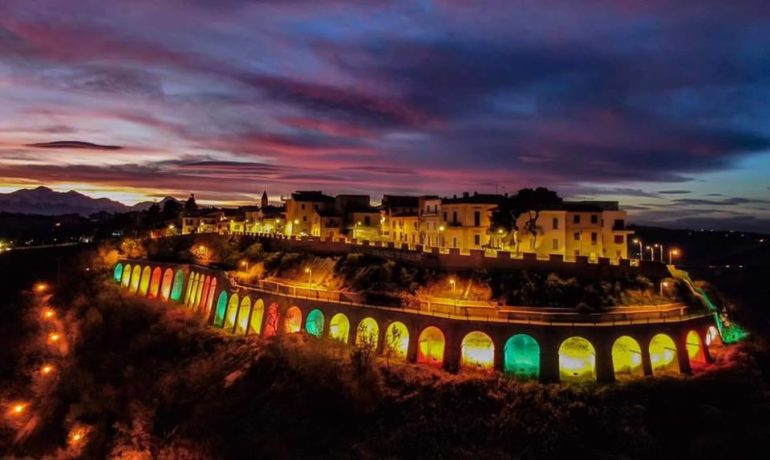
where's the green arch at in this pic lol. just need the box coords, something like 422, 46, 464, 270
170, 269, 185, 302
113, 263, 123, 282
504, 334, 540, 379
214, 291, 228, 327
306, 309, 325, 337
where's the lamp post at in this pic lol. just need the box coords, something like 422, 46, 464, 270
646, 245, 654, 261
439, 225, 445, 248
655, 243, 664, 262
659, 281, 669, 297
355, 221, 362, 240
449, 278, 456, 296
304, 267, 312, 290
632, 238, 643, 260
669, 248, 680, 265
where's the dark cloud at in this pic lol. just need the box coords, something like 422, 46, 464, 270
658, 190, 692, 195
26, 141, 123, 151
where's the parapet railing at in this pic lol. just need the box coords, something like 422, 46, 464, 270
223, 272, 707, 328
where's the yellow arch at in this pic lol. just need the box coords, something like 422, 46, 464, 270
559, 336, 596, 383
121, 263, 132, 287
139, 266, 152, 296
250, 299, 265, 335
329, 313, 350, 343
417, 326, 445, 367
612, 336, 643, 380
130, 265, 142, 294
355, 317, 379, 349
236, 296, 251, 335
649, 333, 679, 375
225, 293, 240, 330
383, 321, 409, 360
461, 331, 494, 371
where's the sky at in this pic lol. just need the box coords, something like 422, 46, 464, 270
1, 0, 769, 232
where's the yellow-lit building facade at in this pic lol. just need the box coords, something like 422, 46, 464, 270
514, 202, 632, 261
284, 191, 335, 236
440, 193, 502, 250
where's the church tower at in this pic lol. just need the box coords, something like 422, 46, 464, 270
260, 190, 269, 209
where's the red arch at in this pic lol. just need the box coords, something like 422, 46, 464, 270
264, 303, 281, 337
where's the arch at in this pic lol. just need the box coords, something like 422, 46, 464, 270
249, 299, 265, 335
225, 293, 240, 330
305, 309, 325, 337
121, 263, 132, 287
461, 331, 494, 371
182, 273, 198, 306
355, 317, 379, 349
686, 330, 706, 367
417, 326, 445, 367
160, 268, 173, 301
204, 278, 217, 320
199, 276, 211, 311
504, 334, 540, 379
130, 265, 142, 294
214, 291, 228, 327
194, 275, 206, 310
113, 263, 123, 283
263, 303, 281, 337
649, 333, 679, 375
706, 325, 722, 351
383, 321, 409, 361
148, 267, 162, 299
284, 306, 302, 334
139, 266, 152, 296
612, 336, 643, 380
236, 296, 251, 335
329, 313, 350, 343
170, 269, 185, 302
559, 337, 596, 383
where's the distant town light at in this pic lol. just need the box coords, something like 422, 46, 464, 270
43, 309, 55, 319
41, 364, 54, 375
34, 282, 48, 293
10, 403, 26, 416
48, 333, 61, 343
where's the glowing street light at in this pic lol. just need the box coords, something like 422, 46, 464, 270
646, 245, 654, 261
304, 267, 312, 290
48, 332, 61, 344
40, 364, 54, 375
660, 281, 669, 297
632, 238, 643, 260
43, 308, 56, 320
655, 243, 664, 262
34, 282, 48, 293
669, 248, 680, 264
8, 402, 27, 416
240, 260, 249, 269
439, 225, 445, 247
449, 278, 456, 295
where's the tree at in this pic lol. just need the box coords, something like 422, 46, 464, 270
184, 194, 198, 215
490, 188, 562, 252
162, 198, 183, 220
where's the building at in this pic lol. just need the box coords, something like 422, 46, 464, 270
284, 191, 335, 236
418, 196, 442, 247
380, 195, 419, 241
440, 192, 505, 250
181, 210, 226, 234
514, 201, 632, 261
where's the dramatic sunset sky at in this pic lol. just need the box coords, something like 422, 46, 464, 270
1, 0, 769, 231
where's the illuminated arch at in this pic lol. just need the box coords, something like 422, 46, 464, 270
686, 330, 706, 367
113, 263, 123, 283
121, 263, 132, 287
649, 333, 679, 375
130, 265, 142, 294
329, 313, 350, 343
612, 336, 643, 380
417, 326, 445, 367
199, 276, 211, 311
355, 317, 379, 349
214, 291, 228, 327
264, 303, 281, 337
305, 309, 325, 337
160, 268, 173, 301
706, 325, 722, 351
183, 272, 196, 306
139, 266, 152, 296
559, 337, 596, 383
383, 321, 409, 360
149, 267, 162, 299
236, 296, 251, 335
170, 269, 185, 302
504, 334, 540, 379
284, 306, 302, 334
249, 299, 264, 335
460, 331, 494, 371
225, 293, 240, 330
204, 278, 217, 320
194, 275, 206, 310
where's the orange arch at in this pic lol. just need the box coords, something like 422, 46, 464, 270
417, 326, 445, 367
284, 306, 302, 334
148, 267, 162, 298
264, 303, 281, 337
160, 268, 174, 301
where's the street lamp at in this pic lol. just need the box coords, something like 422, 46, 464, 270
660, 281, 669, 297
240, 260, 248, 270
655, 243, 664, 262
669, 248, 680, 265
646, 245, 654, 261
449, 278, 456, 296
439, 225, 445, 247
304, 267, 312, 290
355, 221, 362, 240
632, 238, 643, 260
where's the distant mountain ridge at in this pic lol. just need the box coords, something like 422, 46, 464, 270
0, 186, 179, 216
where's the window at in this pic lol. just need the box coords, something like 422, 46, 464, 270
452, 237, 457, 248
573, 215, 581, 224
590, 214, 598, 224
474, 234, 481, 246
303, 216, 307, 222
553, 239, 559, 250
301, 203, 305, 210
443, 212, 447, 221
364, 216, 371, 225
452, 211, 458, 224
614, 219, 624, 229
591, 232, 597, 244
474, 211, 481, 227
614, 235, 624, 244
552, 218, 559, 230
573, 232, 580, 241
